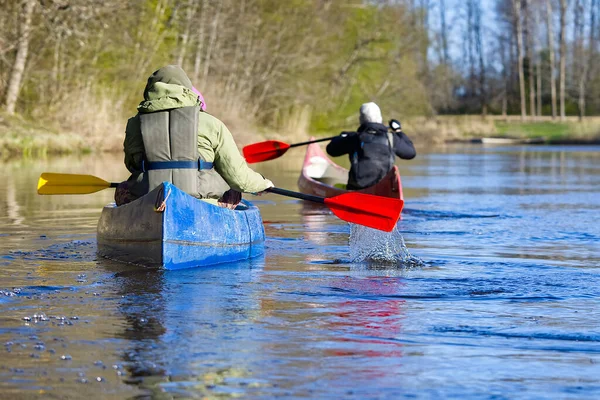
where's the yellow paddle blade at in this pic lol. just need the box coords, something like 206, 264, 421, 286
37, 173, 112, 195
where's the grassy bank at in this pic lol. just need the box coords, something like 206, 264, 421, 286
401, 115, 497, 144
400, 115, 600, 145
0, 108, 282, 161
493, 117, 600, 142
0, 112, 92, 159
3, 111, 600, 160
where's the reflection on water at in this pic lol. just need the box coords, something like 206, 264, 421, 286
0, 145, 600, 398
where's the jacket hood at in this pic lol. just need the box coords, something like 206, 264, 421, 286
138, 65, 200, 113
358, 122, 388, 135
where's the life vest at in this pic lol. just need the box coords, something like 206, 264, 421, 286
348, 128, 394, 190
139, 105, 219, 198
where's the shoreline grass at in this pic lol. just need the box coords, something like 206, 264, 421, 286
2, 112, 600, 161
494, 118, 600, 142
0, 112, 91, 160
396, 115, 600, 145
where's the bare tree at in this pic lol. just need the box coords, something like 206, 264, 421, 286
500, 34, 509, 119
192, 0, 208, 84
202, 0, 222, 84
535, 4, 542, 116
176, 0, 199, 67
589, 0, 599, 108
546, 0, 558, 119
514, 0, 527, 119
473, 0, 487, 115
558, 0, 568, 120
526, 0, 536, 118
4, 0, 36, 114
574, 0, 586, 120
440, 0, 450, 66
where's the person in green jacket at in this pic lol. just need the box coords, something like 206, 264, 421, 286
115, 65, 273, 208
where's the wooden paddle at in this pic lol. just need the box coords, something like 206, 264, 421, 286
37, 173, 403, 232
243, 135, 342, 164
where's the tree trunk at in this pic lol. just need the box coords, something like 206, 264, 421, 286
4, 0, 36, 114
52, 30, 64, 102
535, 7, 542, 116
135, 0, 170, 77
419, 0, 430, 79
514, 0, 527, 120
193, 0, 208, 84
500, 35, 508, 121
576, 0, 586, 120
558, 0, 567, 121
439, 0, 450, 111
474, 0, 486, 116
509, 24, 516, 110
440, 0, 449, 66
546, 0, 557, 120
224, 0, 247, 109
526, 0, 536, 119
467, 1, 476, 99
177, 0, 199, 67
587, 0, 598, 114
202, 0, 222, 84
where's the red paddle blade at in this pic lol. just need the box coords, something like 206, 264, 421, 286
243, 140, 291, 163
324, 193, 404, 232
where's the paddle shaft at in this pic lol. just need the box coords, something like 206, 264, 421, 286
266, 187, 324, 204
287, 135, 340, 149
289, 126, 397, 149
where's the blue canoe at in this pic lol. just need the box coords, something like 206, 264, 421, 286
97, 182, 265, 270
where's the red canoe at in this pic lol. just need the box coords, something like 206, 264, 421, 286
297, 137, 403, 201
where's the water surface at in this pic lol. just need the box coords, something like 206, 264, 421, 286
1, 145, 599, 398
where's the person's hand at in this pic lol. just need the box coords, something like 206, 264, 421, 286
218, 189, 242, 210
389, 119, 402, 132
254, 179, 274, 196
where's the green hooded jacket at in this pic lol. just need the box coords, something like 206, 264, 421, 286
123, 65, 271, 199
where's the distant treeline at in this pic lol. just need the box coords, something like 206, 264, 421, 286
0, 0, 598, 138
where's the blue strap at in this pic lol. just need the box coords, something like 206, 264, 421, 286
197, 159, 213, 170
142, 159, 213, 172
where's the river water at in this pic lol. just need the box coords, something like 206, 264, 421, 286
0, 145, 599, 399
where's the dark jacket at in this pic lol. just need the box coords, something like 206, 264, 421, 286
326, 122, 416, 190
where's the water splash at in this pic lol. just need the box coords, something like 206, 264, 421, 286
349, 224, 424, 267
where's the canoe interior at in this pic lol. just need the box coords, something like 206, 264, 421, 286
97, 182, 265, 270
303, 152, 348, 187
297, 138, 403, 201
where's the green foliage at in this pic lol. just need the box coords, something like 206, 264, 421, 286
306, 2, 430, 133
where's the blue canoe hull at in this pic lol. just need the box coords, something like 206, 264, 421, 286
97, 182, 265, 270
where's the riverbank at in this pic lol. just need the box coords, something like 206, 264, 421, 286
0, 112, 88, 159
2, 111, 600, 160
400, 115, 600, 145
493, 117, 600, 144
0, 110, 279, 160
0, 111, 122, 160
